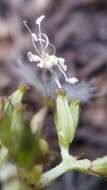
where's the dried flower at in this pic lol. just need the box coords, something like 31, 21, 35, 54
23, 15, 79, 88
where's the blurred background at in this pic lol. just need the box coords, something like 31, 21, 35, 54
0, 0, 107, 189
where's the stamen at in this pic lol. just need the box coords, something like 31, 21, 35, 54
32, 33, 37, 41
33, 38, 47, 56
48, 42, 56, 55
41, 33, 56, 55
50, 69, 62, 89
56, 63, 68, 81
23, 21, 32, 35
56, 63, 79, 84
36, 15, 45, 25
36, 16, 45, 56
58, 58, 67, 71
23, 21, 41, 56
36, 34, 56, 55
41, 33, 49, 52
66, 78, 79, 84
32, 35, 41, 57
55, 78, 62, 89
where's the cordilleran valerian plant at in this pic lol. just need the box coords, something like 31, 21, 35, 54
0, 15, 107, 190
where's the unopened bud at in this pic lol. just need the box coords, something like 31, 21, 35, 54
70, 100, 80, 130
0, 84, 27, 148
91, 156, 107, 179
55, 91, 75, 150
10, 104, 36, 169
8, 84, 27, 106
31, 107, 47, 136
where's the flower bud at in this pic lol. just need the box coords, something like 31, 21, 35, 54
0, 84, 27, 148
10, 104, 36, 169
91, 156, 107, 179
31, 107, 47, 136
0, 147, 8, 167
55, 91, 75, 149
19, 165, 43, 189
0, 98, 13, 147
8, 84, 27, 106
70, 100, 80, 130
10, 104, 49, 169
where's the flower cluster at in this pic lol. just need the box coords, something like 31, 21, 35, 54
13, 15, 95, 103
24, 15, 79, 88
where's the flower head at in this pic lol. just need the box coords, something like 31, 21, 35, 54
24, 15, 79, 88
14, 59, 96, 103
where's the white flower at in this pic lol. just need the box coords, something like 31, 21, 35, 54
24, 15, 79, 88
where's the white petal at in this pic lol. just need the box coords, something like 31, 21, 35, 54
49, 55, 57, 65
36, 15, 45, 25
66, 77, 79, 84
58, 57, 65, 63
27, 51, 41, 62
37, 61, 44, 68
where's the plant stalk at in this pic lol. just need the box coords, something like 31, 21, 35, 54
40, 157, 91, 188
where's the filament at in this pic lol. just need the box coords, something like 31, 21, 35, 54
41, 33, 49, 52
38, 22, 44, 56
23, 21, 32, 35
50, 69, 62, 89
56, 63, 68, 81
32, 37, 41, 57
41, 33, 56, 55
23, 21, 41, 56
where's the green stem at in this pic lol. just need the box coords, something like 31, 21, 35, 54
40, 157, 91, 188
60, 146, 71, 160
